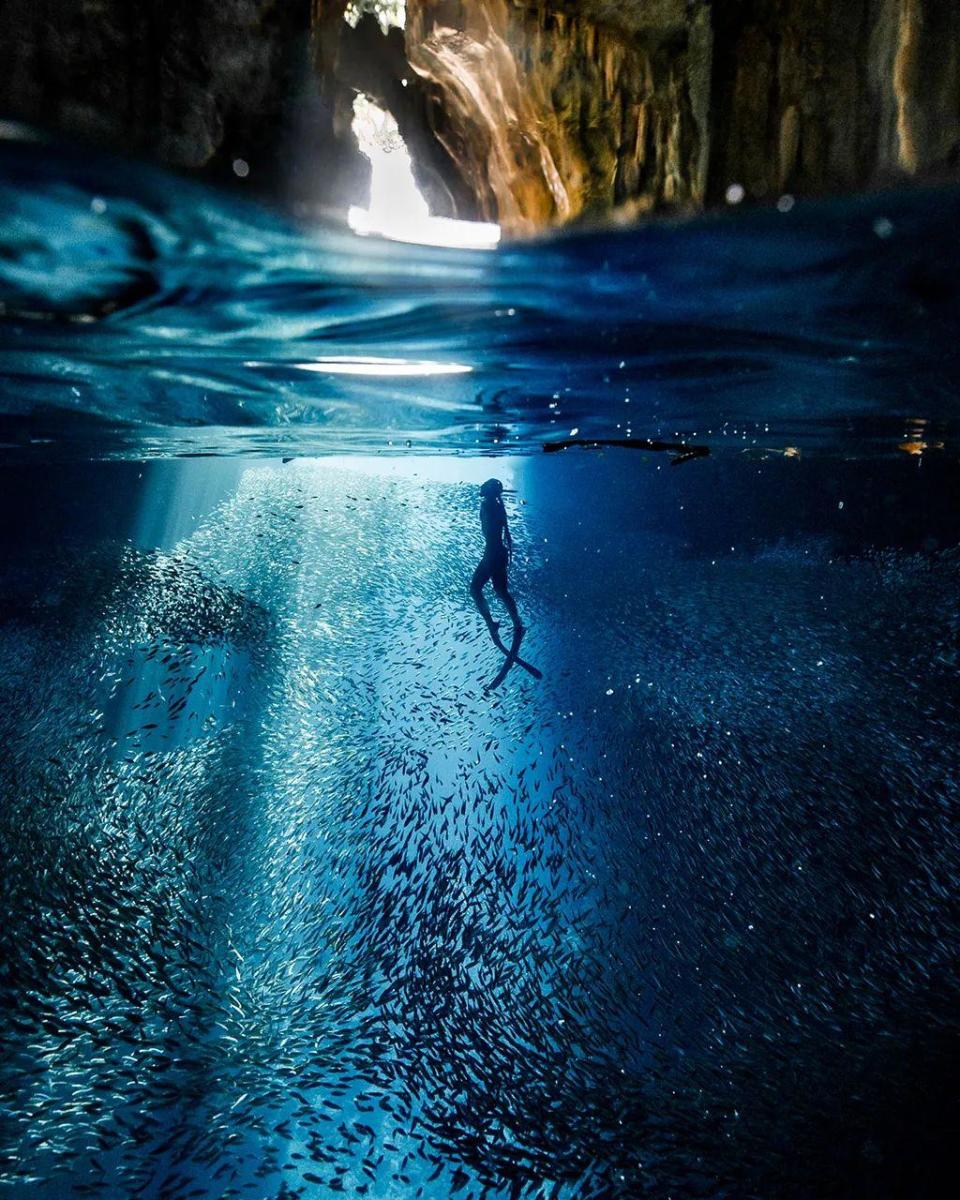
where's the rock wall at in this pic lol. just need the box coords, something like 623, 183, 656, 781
402, 0, 712, 231
705, 0, 960, 204
0, 0, 958, 231
399, 0, 960, 228
0, 0, 313, 188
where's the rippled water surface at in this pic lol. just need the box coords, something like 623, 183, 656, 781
1, 136, 959, 1200
2, 136, 960, 458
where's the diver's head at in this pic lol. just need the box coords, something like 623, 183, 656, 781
480, 478, 504, 498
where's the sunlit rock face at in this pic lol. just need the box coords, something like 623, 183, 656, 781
402, 0, 711, 232
398, 0, 960, 230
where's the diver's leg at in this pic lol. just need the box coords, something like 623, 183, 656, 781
492, 558, 523, 632
470, 560, 500, 634
495, 585, 522, 630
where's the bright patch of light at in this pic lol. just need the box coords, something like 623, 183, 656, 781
344, 0, 406, 34
302, 455, 520, 488
348, 206, 501, 250
0, 120, 40, 142
295, 357, 472, 377
347, 95, 500, 251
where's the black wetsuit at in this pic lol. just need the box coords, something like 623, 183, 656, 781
472, 497, 510, 593
470, 495, 520, 629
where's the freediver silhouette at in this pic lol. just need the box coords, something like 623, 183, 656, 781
470, 478, 541, 688
470, 478, 523, 637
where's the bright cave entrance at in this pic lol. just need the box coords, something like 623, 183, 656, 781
347, 94, 500, 250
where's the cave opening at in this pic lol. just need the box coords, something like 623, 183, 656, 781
346, 92, 500, 249
344, 0, 407, 36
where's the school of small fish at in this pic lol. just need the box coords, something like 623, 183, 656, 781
1, 456, 958, 1199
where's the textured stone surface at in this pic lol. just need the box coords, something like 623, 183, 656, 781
0, 0, 958, 231
0, 0, 313, 186
402, 0, 711, 231
705, 0, 960, 204
398, 0, 960, 228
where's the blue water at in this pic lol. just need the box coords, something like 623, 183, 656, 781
2, 135, 960, 459
1, 134, 959, 1200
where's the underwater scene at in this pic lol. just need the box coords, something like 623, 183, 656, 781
1, 134, 959, 1200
